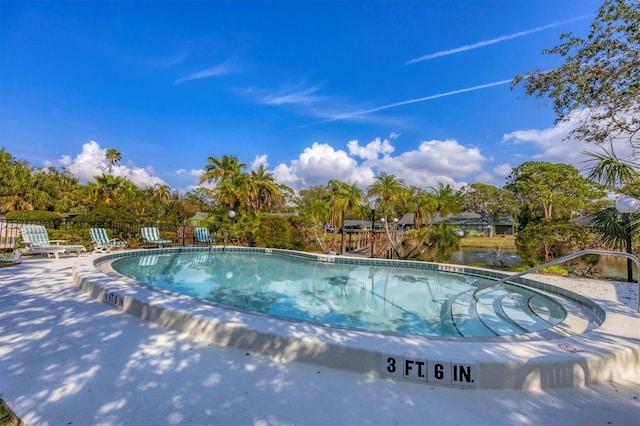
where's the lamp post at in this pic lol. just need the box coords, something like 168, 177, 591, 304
615, 196, 640, 282
369, 199, 377, 258
224, 209, 236, 249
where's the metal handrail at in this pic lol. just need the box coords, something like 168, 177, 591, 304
478, 249, 640, 313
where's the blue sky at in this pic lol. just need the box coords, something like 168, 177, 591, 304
1, 0, 621, 193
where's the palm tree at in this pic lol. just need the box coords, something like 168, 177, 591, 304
200, 155, 246, 185
408, 187, 437, 229
429, 183, 462, 220
329, 180, 365, 252
153, 184, 172, 203
0, 158, 50, 212
429, 223, 462, 262
402, 183, 463, 260
366, 173, 409, 257
88, 174, 129, 205
105, 149, 122, 175
366, 172, 408, 219
248, 165, 283, 213
307, 198, 331, 252
583, 143, 639, 256
200, 155, 248, 210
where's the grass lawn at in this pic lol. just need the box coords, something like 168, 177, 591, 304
459, 236, 516, 250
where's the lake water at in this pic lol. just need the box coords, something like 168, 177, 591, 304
453, 248, 630, 280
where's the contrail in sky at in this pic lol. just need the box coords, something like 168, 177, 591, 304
300, 78, 513, 128
406, 14, 592, 65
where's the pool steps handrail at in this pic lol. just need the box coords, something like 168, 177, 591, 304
473, 249, 640, 313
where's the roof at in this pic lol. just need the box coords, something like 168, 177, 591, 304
434, 212, 514, 226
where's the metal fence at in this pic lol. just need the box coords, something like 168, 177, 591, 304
0, 218, 198, 253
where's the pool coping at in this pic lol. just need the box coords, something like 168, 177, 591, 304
72, 247, 640, 390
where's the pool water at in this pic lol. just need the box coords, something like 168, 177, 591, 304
111, 251, 567, 337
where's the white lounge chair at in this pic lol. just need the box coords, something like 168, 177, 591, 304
194, 227, 215, 247
90, 228, 127, 253
141, 227, 172, 248
19, 225, 86, 259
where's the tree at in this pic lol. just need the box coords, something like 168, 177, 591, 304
248, 165, 284, 213
583, 142, 639, 252
366, 172, 408, 219
406, 186, 436, 229
328, 180, 364, 252
105, 149, 122, 175
200, 155, 247, 210
88, 174, 132, 206
401, 183, 462, 260
428, 223, 462, 262
513, 0, 640, 150
297, 185, 333, 251
0, 150, 50, 212
505, 161, 605, 223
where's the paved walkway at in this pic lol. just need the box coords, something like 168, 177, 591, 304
1, 255, 639, 425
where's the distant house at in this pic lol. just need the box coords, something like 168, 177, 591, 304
339, 212, 514, 236
187, 212, 209, 226
341, 219, 379, 231
341, 215, 413, 232
434, 212, 514, 236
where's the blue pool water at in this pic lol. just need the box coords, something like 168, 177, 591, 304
110, 250, 567, 337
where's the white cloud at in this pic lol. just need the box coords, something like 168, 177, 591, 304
365, 139, 486, 189
174, 63, 232, 85
250, 155, 269, 170
502, 110, 635, 171
347, 137, 395, 160
273, 138, 487, 192
54, 141, 167, 188
176, 168, 203, 179
273, 142, 375, 190
261, 85, 326, 106
493, 163, 513, 178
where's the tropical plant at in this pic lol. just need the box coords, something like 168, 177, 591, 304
200, 155, 248, 210
402, 183, 462, 260
583, 142, 639, 253
105, 148, 122, 175
248, 165, 285, 213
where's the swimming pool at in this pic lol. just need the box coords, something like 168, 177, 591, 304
101, 248, 595, 339
73, 247, 632, 389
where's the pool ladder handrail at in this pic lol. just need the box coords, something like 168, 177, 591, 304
474, 249, 640, 313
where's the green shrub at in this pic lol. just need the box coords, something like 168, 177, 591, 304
516, 221, 591, 265
538, 264, 570, 276
75, 206, 138, 224
254, 215, 310, 250
5, 210, 61, 225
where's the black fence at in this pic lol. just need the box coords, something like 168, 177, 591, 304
0, 218, 204, 253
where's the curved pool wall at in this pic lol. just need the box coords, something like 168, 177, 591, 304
72, 247, 640, 390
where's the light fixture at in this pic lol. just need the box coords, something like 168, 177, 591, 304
369, 198, 378, 258
615, 196, 639, 282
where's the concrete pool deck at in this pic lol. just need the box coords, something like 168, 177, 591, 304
1, 253, 639, 425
